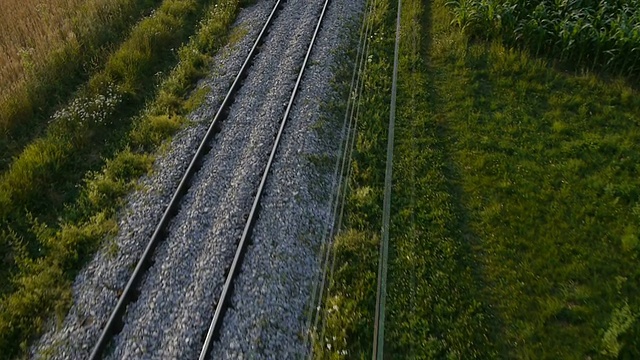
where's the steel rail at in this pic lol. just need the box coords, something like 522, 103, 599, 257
372, 0, 402, 357
88, 1, 287, 358
198, 0, 332, 358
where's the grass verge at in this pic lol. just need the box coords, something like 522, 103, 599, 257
383, 0, 496, 357
312, 0, 392, 357
315, 0, 495, 358
0, 0, 245, 357
0, 0, 211, 293
317, 0, 640, 358
0, 0, 210, 296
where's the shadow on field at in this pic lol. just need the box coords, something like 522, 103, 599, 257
421, 4, 508, 358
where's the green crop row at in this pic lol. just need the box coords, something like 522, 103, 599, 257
446, 0, 640, 79
0, 0, 246, 357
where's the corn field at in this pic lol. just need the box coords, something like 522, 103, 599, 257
446, 0, 640, 78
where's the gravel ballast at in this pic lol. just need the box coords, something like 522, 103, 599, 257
208, 0, 362, 358
32, 0, 363, 358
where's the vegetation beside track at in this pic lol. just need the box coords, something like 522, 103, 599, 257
0, 0, 162, 171
312, 0, 391, 356
435, 5, 640, 358
317, 0, 640, 358
0, 0, 246, 357
0, 0, 209, 298
316, 0, 495, 358
384, 0, 497, 357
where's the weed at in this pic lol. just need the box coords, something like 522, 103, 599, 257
307, 154, 334, 171
601, 302, 637, 357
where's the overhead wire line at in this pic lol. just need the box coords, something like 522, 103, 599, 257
406, 6, 420, 356
372, 0, 402, 357
315, 0, 380, 352
306, 0, 377, 356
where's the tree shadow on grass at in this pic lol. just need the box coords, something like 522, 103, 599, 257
383, 0, 507, 357
425, 10, 510, 359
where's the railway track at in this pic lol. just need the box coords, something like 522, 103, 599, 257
87, 0, 331, 358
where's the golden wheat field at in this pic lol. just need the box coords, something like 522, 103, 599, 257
0, 0, 119, 100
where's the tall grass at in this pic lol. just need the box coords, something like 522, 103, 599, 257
0, 0, 210, 297
0, 0, 245, 357
446, 0, 640, 79
0, 0, 161, 171
0, 0, 106, 93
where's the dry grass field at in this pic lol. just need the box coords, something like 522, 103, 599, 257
0, 0, 159, 172
0, 0, 121, 100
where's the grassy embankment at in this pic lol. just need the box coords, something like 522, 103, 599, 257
0, 0, 247, 357
317, 0, 640, 358
0, 0, 162, 170
316, 0, 494, 358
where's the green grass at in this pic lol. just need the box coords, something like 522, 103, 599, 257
384, 0, 496, 357
0, 0, 245, 357
313, 0, 392, 357
435, 25, 640, 360
316, 0, 494, 358
316, 0, 640, 358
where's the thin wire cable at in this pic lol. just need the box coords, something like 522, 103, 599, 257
303, 1, 369, 353
408, 13, 418, 358
315, 0, 379, 351
306, 1, 376, 355
372, 0, 402, 357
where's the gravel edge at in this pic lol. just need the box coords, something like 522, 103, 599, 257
31, 2, 274, 358
31, 0, 365, 358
